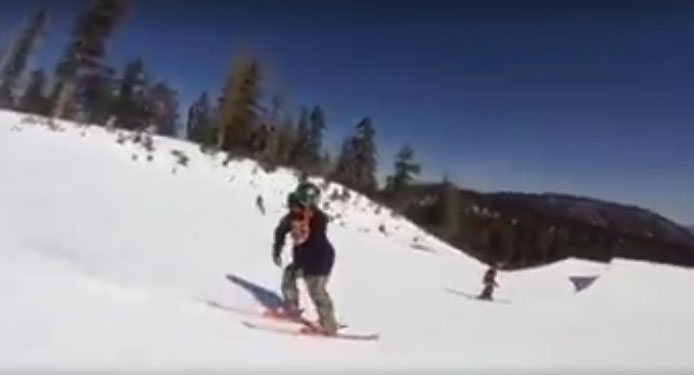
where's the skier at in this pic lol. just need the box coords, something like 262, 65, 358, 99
255, 194, 265, 215
271, 182, 339, 335
478, 262, 501, 300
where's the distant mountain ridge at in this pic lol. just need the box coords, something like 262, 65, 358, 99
394, 184, 694, 269
487, 192, 694, 248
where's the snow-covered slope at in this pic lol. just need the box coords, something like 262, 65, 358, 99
2, 110, 693, 370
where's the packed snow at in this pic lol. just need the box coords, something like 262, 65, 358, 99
1, 110, 693, 371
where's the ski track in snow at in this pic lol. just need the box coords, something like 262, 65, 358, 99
1, 110, 693, 370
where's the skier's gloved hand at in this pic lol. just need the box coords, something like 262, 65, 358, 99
272, 253, 282, 267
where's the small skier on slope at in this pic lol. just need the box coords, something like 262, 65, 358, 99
255, 194, 265, 215
478, 262, 502, 300
271, 182, 339, 335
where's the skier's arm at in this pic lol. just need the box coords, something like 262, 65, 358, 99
273, 214, 292, 258
311, 210, 329, 235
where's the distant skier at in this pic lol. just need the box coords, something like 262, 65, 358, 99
478, 262, 502, 300
256, 194, 265, 215
271, 182, 338, 335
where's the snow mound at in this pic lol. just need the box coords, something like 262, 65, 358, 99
498, 258, 611, 302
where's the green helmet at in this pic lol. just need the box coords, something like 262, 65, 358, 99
286, 192, 302, 208
289, 181, 320, 207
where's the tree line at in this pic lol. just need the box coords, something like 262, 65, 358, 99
0, 0, 424, 201
7, 0, 684, 271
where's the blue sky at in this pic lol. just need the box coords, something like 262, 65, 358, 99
1, 0, 692, 224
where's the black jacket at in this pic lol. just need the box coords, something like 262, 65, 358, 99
273, 208, 335, 276
483, 268, 498, 287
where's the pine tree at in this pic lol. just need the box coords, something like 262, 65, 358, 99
289, 106, 311, 168
185, 99, 196, 140
388, 143, 421, 194
187, 91, 213, 145
0, 8, 48, 108
262, 122, 279, 164
113, 57, 150, 130
318, 150, 333, 177
248, 97, 281, 163
248, 121, 268, 158
275, 112, 297, 165
331, 118, 379, 194
148, 80, 179, 136
78, 67, 116, 125
331, 118, 378, 194
20, 68, 50, 115
262, 94, 284, 163
215, 53, 262, 153
268, 94, 283, 127
51, 0, 126, 120
308, 105, 326, 169
351, 117, 378, 193
332, 136, 356, 188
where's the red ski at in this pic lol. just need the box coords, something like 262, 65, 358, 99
204, 300, 311, 324
204, 300, 347, 329
242, 320, 379, 341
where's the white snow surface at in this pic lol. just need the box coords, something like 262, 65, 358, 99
1, 110, 693, 371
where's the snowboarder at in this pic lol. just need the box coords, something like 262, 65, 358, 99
478, 263, 501, 300
271, 182, 339, 335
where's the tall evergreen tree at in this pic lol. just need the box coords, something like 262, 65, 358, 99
187, 91, 213, 145
20, 68, 50, 115
51, 0, 126, 120
387, 143, 421, 195
262, 94, 284, 162
268, 94, 283, 127
318, 150, 333, 177
148, 80, 179, 136
248, 121, 267, 156
351, 117, 378, 193
289, 106, 311, 168
332, 117, 379, 194
0, 8, 48, 108
262, 122, 279, 163
78, 67, 116, 124
332, 136, 357, 188
186, 98, 197, 140
113, 57, 150, 130
307, 105, 326, 168
215, 53, 262, 153
275, 112, 297, 165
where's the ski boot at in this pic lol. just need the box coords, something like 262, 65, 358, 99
299, 315, 341, 336
299, 322, 336, 336
263, 302, 304, 323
